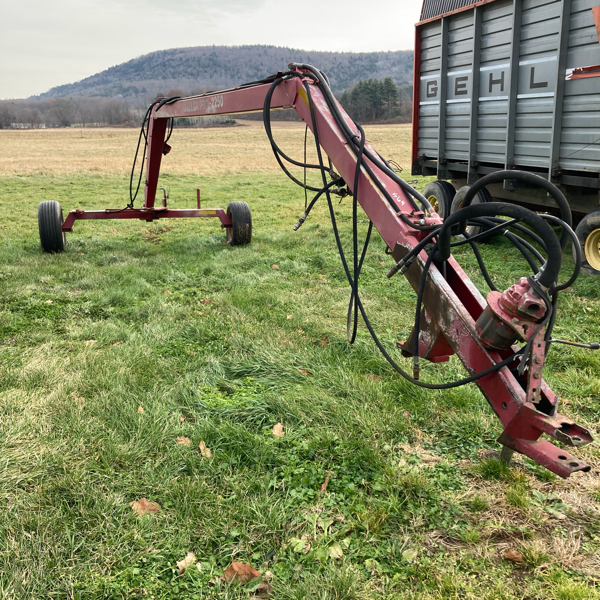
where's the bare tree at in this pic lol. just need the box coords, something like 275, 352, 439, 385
0, 102, 16, 128
50, 98, 76, 127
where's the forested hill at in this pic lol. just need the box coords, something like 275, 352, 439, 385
37, 45, 413, 100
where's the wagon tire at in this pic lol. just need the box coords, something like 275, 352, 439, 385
573, 208, 600, 276
226, 201, 252, 246
423, 180, 455, 220
38, 201, 66, 253
450, 185, 491, 239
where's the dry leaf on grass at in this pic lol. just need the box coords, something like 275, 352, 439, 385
271, 264, 280, 271
46, 299, 53, 304
177, 552, 196, 575
320, 472, 331, 493
504, 549, 524, 563
201, 298, 211, 304
368, 374, 380, 380
137, 405, 144, 414
286, 314, 293, 319
272, 423, 285, 438
297, 369, 313, 376
221, 561, 261, 584
402, 409, 411, 419
180, 415, 186, 423
177, 436, 192, 446
199, 441, 212, 457
252, 580, 273, 598
164, 289, 170, 295
85, 340, 97, 346
112, 341, 122, 346
130, 498, 161, 516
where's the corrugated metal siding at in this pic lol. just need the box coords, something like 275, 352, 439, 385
416, 0, 600, 175
421, 0, 478, 21
560, 0, 600, 171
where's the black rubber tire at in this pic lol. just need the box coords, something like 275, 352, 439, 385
450, 185, 491, 238
38, 201, 66, 253
422, 180, 455, 220
226, 201, 252, 246
573, 208, 600, 276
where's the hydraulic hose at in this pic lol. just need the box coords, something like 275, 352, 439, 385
436, 203, 563, 289
459, 170, 572, 250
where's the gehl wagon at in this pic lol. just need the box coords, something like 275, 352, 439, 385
412, 0, 600, 274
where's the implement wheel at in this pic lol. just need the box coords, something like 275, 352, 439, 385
450, 185, 492, 238
226, 201, 252, 246
38, 201, 66, 253
573, 208, 600, 276
422, 180, 455, 219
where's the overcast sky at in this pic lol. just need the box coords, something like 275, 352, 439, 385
0, 0, 423, 99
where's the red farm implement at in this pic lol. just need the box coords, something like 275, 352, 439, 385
38, 64, 596, 478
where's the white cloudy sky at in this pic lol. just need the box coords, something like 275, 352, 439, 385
0, 0, 423, 99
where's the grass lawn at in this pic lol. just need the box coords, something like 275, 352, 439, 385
0, 126, 599, 599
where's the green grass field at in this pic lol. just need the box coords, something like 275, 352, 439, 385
1, 167, 599, 599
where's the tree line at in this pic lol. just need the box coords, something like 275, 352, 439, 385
339, 77, 413, 123
0, 78, 414, 129
0, 97, 135, 129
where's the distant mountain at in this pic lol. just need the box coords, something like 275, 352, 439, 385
36, 45, 413, 101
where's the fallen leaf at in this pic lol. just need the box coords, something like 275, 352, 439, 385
272, 423, 285, 438
46, 300, 53, 304
271, 264, 280, 271
221, 561, 261, 584
253, 581, 273, 598
255, 581, 272, 594
320, 472, 331, 493
199, 440, 212, 457
297, 329, 304, 334
130, 498, 161, 516
297, 369, 313, 376
546, 507, 567, 520
504, 549, 524, 563
263, 570, 273, 580
329, 543, 343, 559
560, 397, 570, 405
85, 340, 97, 346
164, 289, 170, 294
402, 548, 418, 562
112, 229, 117, 234
380, 260, 385, 265
286, 314, 293, 319
137, 405, 144, 414
180, 415, 186, 423
73, 396, 85, 405
177, 436, 192, 446
177, 552, 196, 575
368, 374, 380, 380
112, 341, 122, 346
319, 336, 328, 346
402, 409, 411, 419
201, 298, 211, 304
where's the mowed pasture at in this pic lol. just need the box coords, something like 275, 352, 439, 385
0, 122, 599, 600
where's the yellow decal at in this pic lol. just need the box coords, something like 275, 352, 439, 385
199, 210, 217, 215
298, 86, 309, 107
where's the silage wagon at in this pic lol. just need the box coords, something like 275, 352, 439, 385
412, 0, 600, 273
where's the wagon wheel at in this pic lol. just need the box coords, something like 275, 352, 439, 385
422, 180, 455, 220
450, 185, 492, 239
226, 201, 252, 246
573, 208, 600, 276
38, 201, 66, 253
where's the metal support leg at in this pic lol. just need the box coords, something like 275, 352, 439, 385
500, 445, 515, 465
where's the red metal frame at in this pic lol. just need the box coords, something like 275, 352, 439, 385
63, 66, 592, 477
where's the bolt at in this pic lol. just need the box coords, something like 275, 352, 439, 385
533, 372, 540, 379
512, 317, 519, 324
534, 356, 542, 365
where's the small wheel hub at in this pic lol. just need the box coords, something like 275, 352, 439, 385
585, 228, 600, 271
